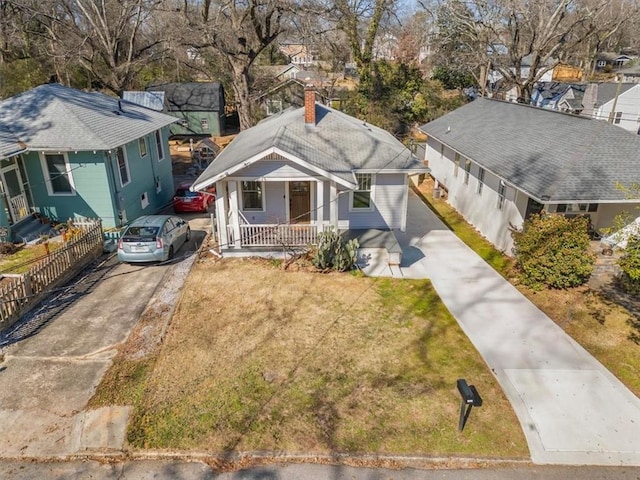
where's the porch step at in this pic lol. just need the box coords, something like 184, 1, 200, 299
11, 217, 58, 244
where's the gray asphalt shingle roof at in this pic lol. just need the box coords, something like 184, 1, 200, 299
0, 83, 177, 152
194, 103, 425, 190
420, 98, 640, 202
0, 125, 26, 158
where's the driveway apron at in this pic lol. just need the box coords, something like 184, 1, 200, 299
361, 190, 640, 466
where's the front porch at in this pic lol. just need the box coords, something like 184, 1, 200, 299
214, 174, 342, 251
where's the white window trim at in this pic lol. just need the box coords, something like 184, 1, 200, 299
140, 191, 149, 209
155, 130, 165, 162
239, 180, 265, 212
39, 153, 76, 196
117, 147, 131, 188
349, 173, 375, 212
139, 137, 148, 157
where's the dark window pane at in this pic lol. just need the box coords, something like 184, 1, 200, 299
353, 191, 371, 209
46, 154, 72, 193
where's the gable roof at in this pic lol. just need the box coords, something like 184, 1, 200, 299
594, 82, 636, 106
420, 98, 640, 202
148, 82, 223, 112
0, 83, 177, 152
193, 103, 425, 190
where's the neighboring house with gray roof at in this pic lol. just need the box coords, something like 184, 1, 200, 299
0, 83, 177, 240
420, 98, 640, 254
147, 82, 226, 137
531, 82, 586, 113
192, 87, 427, 253
582, 82, 640, 134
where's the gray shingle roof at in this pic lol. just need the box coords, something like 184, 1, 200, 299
148, 82, 223, 112
0, 125, 26, 158
595, 82, 636, 105
419, 98, 640, 202
0, 83, 177, 151
193, 104, 425, 190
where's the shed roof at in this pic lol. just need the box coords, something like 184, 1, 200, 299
0, 83, 177, 152
148, 82, 224, 112
193, 103, 425, 190
420, 98, 640, 202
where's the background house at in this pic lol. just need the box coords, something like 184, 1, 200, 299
420, 98, 640, 254
582, 82, 640, 133
147, 82, 226, 137
0, 83, 176, 240
531, 82, 586, 113
192, 87, 427, 254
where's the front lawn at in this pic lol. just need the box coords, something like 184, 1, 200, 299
91, 259, 528, 457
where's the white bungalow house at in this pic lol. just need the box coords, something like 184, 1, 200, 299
192, 87, 427, 254
420, 98, 640, 254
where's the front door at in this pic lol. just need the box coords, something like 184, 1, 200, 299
289, 181, 310, 223
0, 157, 32, 224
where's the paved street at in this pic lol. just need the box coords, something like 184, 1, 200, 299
0, 459, 638, 479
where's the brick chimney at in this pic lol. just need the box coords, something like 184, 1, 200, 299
304, 84, 316, 126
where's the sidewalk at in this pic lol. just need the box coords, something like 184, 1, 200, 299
359, 190, 640, 466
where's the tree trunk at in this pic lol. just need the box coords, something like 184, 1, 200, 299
230, 60, 254, 131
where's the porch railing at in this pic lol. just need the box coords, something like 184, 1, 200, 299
227, 224, 319, 247
9, 194, 30, 221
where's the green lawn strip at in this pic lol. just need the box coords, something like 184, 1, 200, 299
113, 263, 527, 457
411, 187, 513, 277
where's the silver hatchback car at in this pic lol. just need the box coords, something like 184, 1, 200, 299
117, 215, 191, 263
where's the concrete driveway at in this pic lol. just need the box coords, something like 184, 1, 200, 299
0, 216, 210, 458
360, 190, 640, 466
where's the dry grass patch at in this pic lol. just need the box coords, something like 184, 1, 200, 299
107, 258, 526, 457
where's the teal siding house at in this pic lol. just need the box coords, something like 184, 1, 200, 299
0, 83, 177, 241
147, 82, 226, 137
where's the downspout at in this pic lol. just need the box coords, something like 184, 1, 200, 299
104, 150, 124, 227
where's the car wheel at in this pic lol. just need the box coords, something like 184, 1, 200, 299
168, 246, 174, 260
185, 227, 191, 242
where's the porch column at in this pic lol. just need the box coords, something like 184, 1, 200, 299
215, 181, 229, 248
316, 180, 324, 228
329, 181, 338, 229
228, 181, 242, 248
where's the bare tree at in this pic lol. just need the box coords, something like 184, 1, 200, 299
175, 0, 291, 130
23, 0, 167, 95
431, 0, 639, 102
332, 0, 397, 91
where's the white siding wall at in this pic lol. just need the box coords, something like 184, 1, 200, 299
595, 203, 640, 230
426, 137, 526, 254
337, 173, 407, 230
594, 85, 640, 133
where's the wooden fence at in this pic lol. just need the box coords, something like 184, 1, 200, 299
0, 218, 104, 330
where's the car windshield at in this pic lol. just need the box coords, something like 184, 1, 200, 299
176, 189, 199, 198
124, 226, 160, 241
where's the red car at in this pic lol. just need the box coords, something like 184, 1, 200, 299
173, 183, 215, 213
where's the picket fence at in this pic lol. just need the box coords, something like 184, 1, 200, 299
0, 218, 103, 328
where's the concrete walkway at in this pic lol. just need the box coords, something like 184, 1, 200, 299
359, 190, 640, 466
